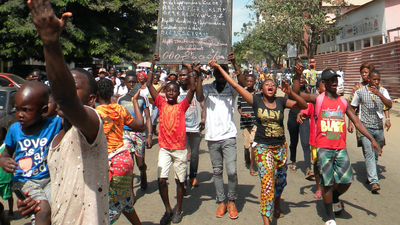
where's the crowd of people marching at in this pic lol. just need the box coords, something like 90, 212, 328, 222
0, 1, 393, 225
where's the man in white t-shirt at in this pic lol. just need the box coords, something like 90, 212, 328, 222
196, 51, 245, 220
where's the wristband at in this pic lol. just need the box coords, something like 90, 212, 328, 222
386, 118, 390, 121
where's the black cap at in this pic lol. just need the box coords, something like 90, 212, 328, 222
321, 68, 339, 80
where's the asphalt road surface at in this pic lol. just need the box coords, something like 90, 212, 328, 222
2, 81, 399, 225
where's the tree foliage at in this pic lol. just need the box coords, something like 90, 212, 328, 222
0, 0, 158, 64
235, 0, 348, 64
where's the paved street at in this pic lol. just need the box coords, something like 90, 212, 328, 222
2, 79, 400, 225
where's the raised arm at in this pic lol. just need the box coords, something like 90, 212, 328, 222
227, 46, 245, 87
292, 56, 304, 95
147, 54, 160, 100
28, 0, 99, 142
208, 60, 253, 105
194, 63, 205, 102
346, 103, 382, 155
182, 60, 198, 104
280, 80, 307, 110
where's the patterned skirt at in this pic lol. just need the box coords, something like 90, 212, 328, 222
108, 150, 135, 224
254, 142, 288, 221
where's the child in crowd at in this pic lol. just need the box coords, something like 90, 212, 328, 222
0, 82, 62, 225
207, 59, 307, 225
237, 74, 258, 176
119, 71, 153, 191
296, 78, 325, 199
147, 55, 194, 224
293, 68, 382, 225
168, 73, 178, 82
95, 78, 145, 224
350, 70, 391, 193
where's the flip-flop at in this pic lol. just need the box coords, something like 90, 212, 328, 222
313, 190, 322, 199
250, 171, 258, 176
305, 170, 315, 180
274, 211, 284, 218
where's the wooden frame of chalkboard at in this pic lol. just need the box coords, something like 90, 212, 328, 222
156, 0, 232, 65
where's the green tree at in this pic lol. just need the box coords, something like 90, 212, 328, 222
246, 0, 348, 60
234, 18, 290, 68
0, 0, 158, 64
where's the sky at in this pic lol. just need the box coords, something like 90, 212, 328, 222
232, 0, 253, 44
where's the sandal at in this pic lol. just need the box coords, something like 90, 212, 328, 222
305, 170, 315, 180
172, 212, 183, 224
314, 190, 322, 199
160, 212, 173, 225
250, 171, 258, 176
274, 211, 284, 218
290, 164, 297, 173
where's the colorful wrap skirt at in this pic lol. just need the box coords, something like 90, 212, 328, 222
108, 150, 135, 224
254, 142, 288, 221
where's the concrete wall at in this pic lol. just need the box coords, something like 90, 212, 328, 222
336, 0, 385, 45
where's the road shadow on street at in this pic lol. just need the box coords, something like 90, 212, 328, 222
182, 171, 258, 217
293, 184, 378, 221
352, 161, 386, 191
141, 222, 157, 225
134, 179, 159, 200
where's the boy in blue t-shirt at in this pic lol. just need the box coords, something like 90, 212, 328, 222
0, 81, 62, 224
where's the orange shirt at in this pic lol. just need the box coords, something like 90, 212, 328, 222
96, 103, 134, 153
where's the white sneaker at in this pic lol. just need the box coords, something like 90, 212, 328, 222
325, 219, 336, 225
333, 200, 343, 215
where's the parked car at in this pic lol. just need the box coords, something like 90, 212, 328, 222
8, 65, 47, 80
0, 73, 27, 88
0, 87, 18, 141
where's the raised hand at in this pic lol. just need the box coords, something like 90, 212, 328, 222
27, 0, 72, 43
207, 60, 219, 69
152, 54, 160, 70
226, 46, 235, 62
279, 80, 292, 95
192, 61, 201, 74
182, 59, 192, 71
294, 56, 304, 76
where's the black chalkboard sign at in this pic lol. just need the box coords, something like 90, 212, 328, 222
156, 0, 232, 64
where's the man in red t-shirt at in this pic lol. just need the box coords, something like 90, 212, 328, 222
293, 68, 381, 225
147, 55, 195, 225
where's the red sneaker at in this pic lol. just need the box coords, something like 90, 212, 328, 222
228, 201, 238, 219
215, 202, 227, 218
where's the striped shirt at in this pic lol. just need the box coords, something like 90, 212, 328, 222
237, 91, 258, 129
